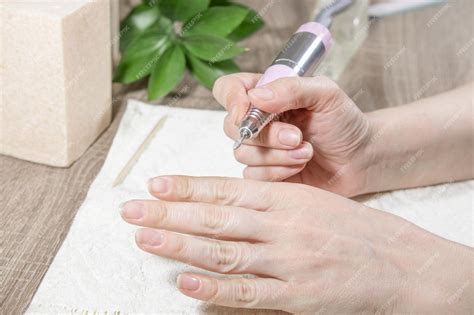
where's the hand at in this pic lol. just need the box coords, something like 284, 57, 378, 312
120, 176, 472, 313
214, 73, 371, 197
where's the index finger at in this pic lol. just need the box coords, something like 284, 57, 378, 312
148, 175, 286, 211
213, 73, 262, 122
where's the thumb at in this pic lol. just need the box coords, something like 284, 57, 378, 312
247, 76, 342, 114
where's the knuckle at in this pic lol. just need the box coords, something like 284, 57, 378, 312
223, 115, 234, 138
242, 167, 255, 180
210, 242, 245, 273
212, 76, 228, 99
225, 91, 244, 114
260, 182, 282, 209
233, 280, 259, 306
153, 202, 169, 225
255, 127, 269, 144
202, 206, 230, 235
284, 78, 302, 96
286, 78, 301, 95
281, 78, 303, 109
173, 235, 187, 257
233, 148, 246, 163
215, 178, 239, 205
319, 75, 340, 91
175, 176, 194, 200
206, 278, 222, 303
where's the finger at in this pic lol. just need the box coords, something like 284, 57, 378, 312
213, 73, 261, 110
248, 75, 343, 113
243, 165, 305, 182
148, 176, 288, 211
234, 142, 313, 166
177, 273, 289, 311
121, 200, 272, 241
213, 73, 262, 128
224, 115, 303, 149
135, 228, 270, 275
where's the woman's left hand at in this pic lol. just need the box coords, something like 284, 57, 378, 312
120, 176, 472, 313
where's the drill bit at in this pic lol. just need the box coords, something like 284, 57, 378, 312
233, 136, 246, 150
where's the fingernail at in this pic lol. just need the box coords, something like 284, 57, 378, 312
120, 201, 144, 220
149, 177, 169, 194
229, 104, 237, 125
249, 87, 274, 100
278, 129, 301, 146
178, 274, 201, 291
136, 229, 164, 247
229, 105, 240, 126
289, 143, 313, 159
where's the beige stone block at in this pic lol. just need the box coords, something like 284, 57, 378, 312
111, 0, 121, 64
1, 1, 112, 167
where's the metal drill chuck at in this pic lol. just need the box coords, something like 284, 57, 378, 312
240, 107, 278, 138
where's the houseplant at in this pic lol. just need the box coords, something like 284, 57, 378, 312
114, 0, 264, 100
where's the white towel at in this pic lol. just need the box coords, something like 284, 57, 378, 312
27, 100, 473, 314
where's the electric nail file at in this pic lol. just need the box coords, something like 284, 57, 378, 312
233, 0, 353, 150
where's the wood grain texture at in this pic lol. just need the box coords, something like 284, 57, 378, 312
338, 0, 474, 112
1, 0, 473, 313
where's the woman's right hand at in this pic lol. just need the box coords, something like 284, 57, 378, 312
214, 73, 373, 197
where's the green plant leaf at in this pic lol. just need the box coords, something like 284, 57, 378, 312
209, 0, 231, 5
153, 16, 175, 34
121, 30, 171, 61
142, 0, 159, 6
114, 32, 171, 84
187, 53, 239, 89
183, 6, 248, 37
183, 34, 245, 62
117, 0, 261, 95
205, 1, 264, 40
159, 0, 210, 21
227, 7, 264, 41
113, 56, 156, 84
148, 45, 186, 100
119, 4, 161, 52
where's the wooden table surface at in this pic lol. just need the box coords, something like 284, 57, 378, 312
1, 0, 473, 313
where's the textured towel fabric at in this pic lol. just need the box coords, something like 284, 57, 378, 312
27, 100, 473, 314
